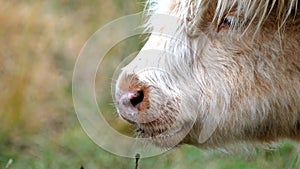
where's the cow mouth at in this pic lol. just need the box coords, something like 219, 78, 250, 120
133, 113, 180, 138
137, 124, 183, 138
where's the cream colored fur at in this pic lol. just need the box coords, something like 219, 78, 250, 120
116, 0, 300, 148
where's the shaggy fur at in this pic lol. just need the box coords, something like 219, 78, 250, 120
115, 0, 300, 148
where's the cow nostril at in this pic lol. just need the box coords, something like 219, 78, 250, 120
129, 90, 144, 108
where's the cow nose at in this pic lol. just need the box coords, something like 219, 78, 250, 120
117, 88, 147, 112
129, 90, 144, 108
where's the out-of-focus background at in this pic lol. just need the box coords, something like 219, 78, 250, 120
1, 0, 299, 168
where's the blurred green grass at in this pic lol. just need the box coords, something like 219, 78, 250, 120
1, 0, 300, 168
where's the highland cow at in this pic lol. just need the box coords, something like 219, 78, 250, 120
115, 0, 300, 148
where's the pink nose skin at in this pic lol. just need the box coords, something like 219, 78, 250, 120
130, 90, 145, 107
115, 88, 146, 124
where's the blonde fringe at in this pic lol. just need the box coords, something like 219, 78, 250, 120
145, 0, 298, 34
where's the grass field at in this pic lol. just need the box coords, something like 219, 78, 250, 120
1, 0, 300, 168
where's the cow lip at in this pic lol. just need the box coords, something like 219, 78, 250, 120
120, 114, 137, 125
137, 123, 183, 138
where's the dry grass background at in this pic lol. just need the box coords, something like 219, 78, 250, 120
0, 0, 300, 169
